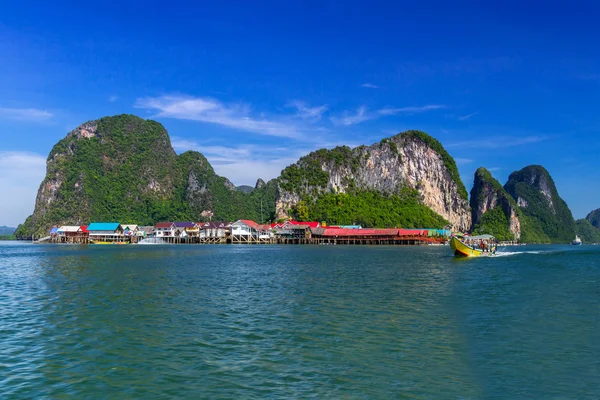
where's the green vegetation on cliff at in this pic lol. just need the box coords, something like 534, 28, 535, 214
576, 219, 600, 243
16, 115, 276, 238
291, 188, 448, 228
517, 211, 551, 243
279, 145, 363, 194
504, 165, 575, 243
472, 207, 514, 241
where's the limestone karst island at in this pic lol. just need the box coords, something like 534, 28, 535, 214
13, 114, 600, 247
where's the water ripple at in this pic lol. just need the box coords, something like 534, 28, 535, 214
1, 243, 599, 398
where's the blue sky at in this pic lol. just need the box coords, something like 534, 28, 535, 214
1, 1, 599, 226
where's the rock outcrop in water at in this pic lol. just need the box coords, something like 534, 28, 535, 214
470, 167, 521, 240
504, 165, 575, 243
277, 130, 471, 231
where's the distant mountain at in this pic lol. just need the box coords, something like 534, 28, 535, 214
15, 115, 277, 239
0, 226, 15, 235
504, 165, 575, 243
470, 167, 520, 241
585, 208, 600, 230
575, 219, 600, 243
236, 185, 255, 194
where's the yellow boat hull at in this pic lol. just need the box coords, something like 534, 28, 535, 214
450, 237, 485, 258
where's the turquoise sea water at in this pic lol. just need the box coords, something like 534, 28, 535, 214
1, 242, 599, 399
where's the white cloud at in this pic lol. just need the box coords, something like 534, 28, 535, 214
0, 107, 52, 122
171, 137, 303, 185
361, 83, 379, 89
134, 95, 303, 139
330, 106, 372, 126
446, 135, 547, 149
0, 152, 47, 227
287, 100, 328, 121
331, 104, 445, 126
108, 95, 118, 102
458, 112, 477, 121
455, 158, 474, 165
378, 105, 445, 116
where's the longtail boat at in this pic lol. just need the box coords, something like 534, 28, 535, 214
450, 234, 496, 258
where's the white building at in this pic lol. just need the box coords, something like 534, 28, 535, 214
154, 222, 177, 238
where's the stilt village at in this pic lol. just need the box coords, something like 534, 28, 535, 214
39, 220, 452, 246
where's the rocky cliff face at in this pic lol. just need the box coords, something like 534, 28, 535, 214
16, 115, 276, 238
277, 131, 471, 230
470, 167, 521, 240
504, 165, 575, 243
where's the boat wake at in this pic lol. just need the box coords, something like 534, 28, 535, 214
494, 250, 544, 257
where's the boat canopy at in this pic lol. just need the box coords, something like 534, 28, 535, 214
468, 234, 495, 240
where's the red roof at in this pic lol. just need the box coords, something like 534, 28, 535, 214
398, 229, 428, 236
287, 220, 320, 229
80, 225, 88, 233
239, 220, 260, 229
320, 228, 399, 237
155, 222, 175, 228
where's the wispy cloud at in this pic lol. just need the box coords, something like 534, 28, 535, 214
172, 134, 376, 185
331, 104, 445, 126
0, 107, 52, 122
330, 106, 372, 126
287, 100, 328, 121
0, 152, 47, 226
458, 112, 477, 121
361, 83, 379, 89
378, 104, 446, 116
455, 158, 474, 165
171, 137, 304, 184
135, 95, 303, 139
108, 95, 118, 102
447, 135, 547, 149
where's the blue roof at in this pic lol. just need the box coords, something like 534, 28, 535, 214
50, 227, 58, 234
87, 222, 121, 231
